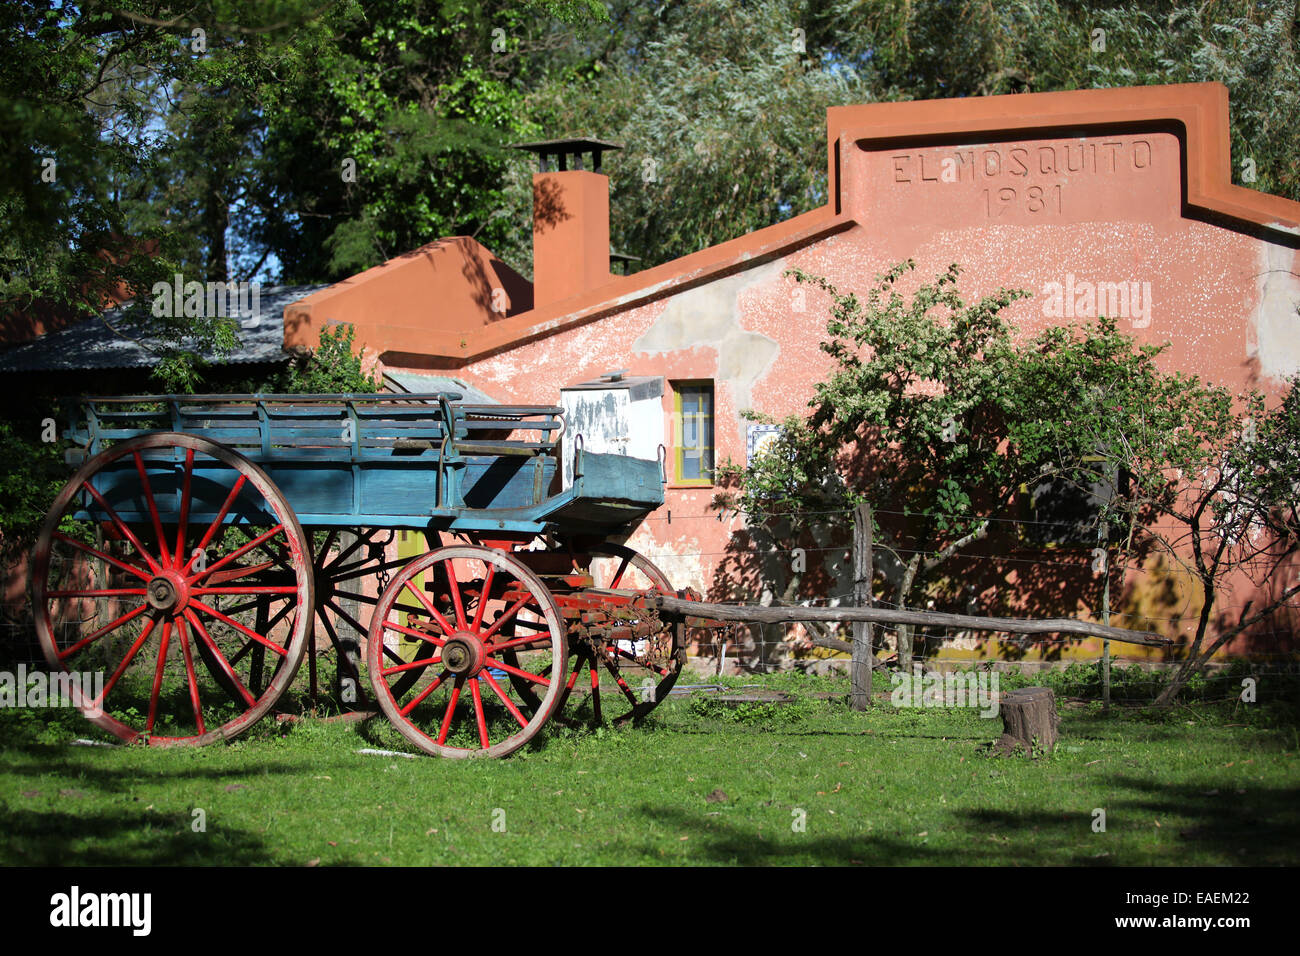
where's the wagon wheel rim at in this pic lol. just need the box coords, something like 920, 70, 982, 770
367, 545, 567, 759
506, 542, 685, 726
32, 433, 313, 746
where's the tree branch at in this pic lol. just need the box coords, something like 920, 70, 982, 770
102, 2, 336, 36
923, 520, 989, 574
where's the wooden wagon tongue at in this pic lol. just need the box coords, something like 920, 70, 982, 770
534, 587, 1168, 668
644, 594, 1170, 648
490, 582, 1167, 653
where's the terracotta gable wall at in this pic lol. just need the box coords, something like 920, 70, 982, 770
283, 236, 533, 358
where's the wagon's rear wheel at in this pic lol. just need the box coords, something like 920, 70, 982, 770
306, 528, 411, 710
32, 433, 313, 745
506, 542, 686, 726
367, 545, 566, 758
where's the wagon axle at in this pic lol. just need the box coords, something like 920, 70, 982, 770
144, 571, 192, 614
441, 633, 487, 676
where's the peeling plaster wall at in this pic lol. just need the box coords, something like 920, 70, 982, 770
1253, 242, 1300, 381
632, 260, 783, 451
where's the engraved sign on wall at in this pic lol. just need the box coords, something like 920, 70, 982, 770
866, 133, 1174, 227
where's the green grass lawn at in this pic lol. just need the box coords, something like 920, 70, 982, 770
1, 669, 1297, 866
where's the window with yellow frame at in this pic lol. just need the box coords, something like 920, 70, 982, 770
673, 382, 714, 485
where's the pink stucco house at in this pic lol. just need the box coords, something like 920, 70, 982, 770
280, 83, 1300, 663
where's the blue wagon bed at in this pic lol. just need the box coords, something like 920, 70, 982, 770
32, 392, 688, 758
64, 392, 664, 534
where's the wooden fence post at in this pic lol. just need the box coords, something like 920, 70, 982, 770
851, 503, 874, 710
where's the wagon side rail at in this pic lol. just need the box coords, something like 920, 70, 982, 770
62, 393, 565, 462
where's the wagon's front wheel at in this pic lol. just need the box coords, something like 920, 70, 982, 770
32, 433, 314, 745
367, 546, 567, 758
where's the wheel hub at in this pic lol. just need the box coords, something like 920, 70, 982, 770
145, 570, 189, 614
442, 633, 486, 676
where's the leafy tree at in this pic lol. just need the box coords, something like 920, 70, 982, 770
1238, 375, 1300, 543
842, 0, 1299, 201
1, 0, 603, 391
1026, 344, 1299, 704
249, 0, 605, 282
0, 0, 347, 392
718, 261, 1039, 668
0, 411, 66, 564
721, 261, 1299, 698
0, 1, 183, 312
522, 0, 871, 270
234, 322, 379, 394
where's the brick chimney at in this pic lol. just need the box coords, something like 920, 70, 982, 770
512, 138, 622, 308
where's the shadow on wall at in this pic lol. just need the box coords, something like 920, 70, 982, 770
533, 177, 573, 235
281, 235, 535, 357
458, 240, 533, 321
704, 487, 1294, 672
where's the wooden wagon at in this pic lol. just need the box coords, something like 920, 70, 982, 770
31, 393, 690, 758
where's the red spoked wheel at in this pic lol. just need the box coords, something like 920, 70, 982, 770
32, 433, 313, 745
367, 545, 567, 759
506, 542, 686, 726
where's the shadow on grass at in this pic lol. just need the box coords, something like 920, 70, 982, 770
0, 806, 276, 865
1097, 774, 1300, 864
0, 752, 311, 802
613, 774, 1300, 866
618, 804, 955, 865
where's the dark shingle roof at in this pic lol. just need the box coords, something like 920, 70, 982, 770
0, 285, 323, 373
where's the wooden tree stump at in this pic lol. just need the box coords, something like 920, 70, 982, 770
994, 687, 1059, 756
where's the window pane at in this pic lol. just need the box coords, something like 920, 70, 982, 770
675, 383, 714, 483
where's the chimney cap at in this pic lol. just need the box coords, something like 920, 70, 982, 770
510, 138, 623, 173
609, 248, 641, 275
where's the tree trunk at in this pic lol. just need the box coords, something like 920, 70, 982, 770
1153, 579, 1216, 707
203, 177, 229, 282
897, 554, 921, 671
995, 687, 1059, 756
